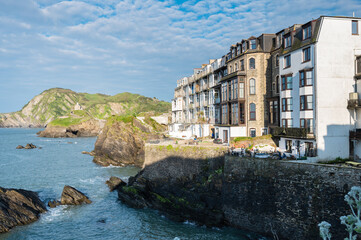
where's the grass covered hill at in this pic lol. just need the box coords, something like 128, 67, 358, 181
0, 88, 171, 128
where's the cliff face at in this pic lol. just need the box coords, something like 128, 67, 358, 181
0, 187, 47, 233
93, 117, 166, 167
0, 88, 171, 128
117, 145, 361, 239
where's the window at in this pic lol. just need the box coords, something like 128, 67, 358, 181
242, 42, 246, 52
284, 35, 292, 48
300, 95, 313, 110
249, 58, 255, 69
250, 128, 256, 138
239, 103, 245, 124
239, 82, 244, 98
357, 56, 361, 75
231, 79, 238, 100
229, 65, 233, 73
300, 69, 313, 87
284, 55, 291, 68
281, 75, 293, 90
272, 83, 276, 94
282, 98, 293, 112
250, 103, 256, 120
282, 119, 293, 128
303, 26, 312, 40
276, 55, 279, 67
352, 20, 358, 35
262, 128, 268, 136
222, 104, 228, 124
221, 83, 227, 102
300, 118, 314, 133
235, 63, 238, 71
276, 76, 279, 93
237, 45, 241, 55
269, 100, 279, 124
250, 39, 256, 49
249, 78, 256, 95
303, 47, 311, 62
240, 59, 245, 71
231, 103, 238, 124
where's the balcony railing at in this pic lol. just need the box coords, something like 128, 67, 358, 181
350, 130, 361, 140
272, 127, 314, 139
347, 99, 361, 109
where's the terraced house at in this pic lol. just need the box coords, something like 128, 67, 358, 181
170, 15, 361, 161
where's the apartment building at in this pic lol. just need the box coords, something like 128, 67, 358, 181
277, 16, 361, 160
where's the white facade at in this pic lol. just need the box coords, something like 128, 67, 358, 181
279, 16, 361, 160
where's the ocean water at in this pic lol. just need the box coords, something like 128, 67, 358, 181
0, 128, 266, 240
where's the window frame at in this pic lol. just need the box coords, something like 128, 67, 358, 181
302, 47, 311, 62
281, 74, 293, 91
240, 59, 245, 71
303, 25, 312, 40
352, 20, 359, 35
249, 78, 256, 95
300, 118, 314, 134
249, 58, 256, 69
281, 97, 293, 112
284, 55, 291, 68
284, 35, 292, 48
299, 69, 313, 87
249, 103, 256, 120
250, 39, 256, 49
300, 95, 313, 111
357, 56, 361, 75
282, 118, 293, 128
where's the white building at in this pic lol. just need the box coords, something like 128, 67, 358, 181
278, 16, 361, 160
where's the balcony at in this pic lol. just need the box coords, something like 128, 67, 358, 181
347, 99, 361, 109
350, 130, 361, 140
272, 127, 314, 139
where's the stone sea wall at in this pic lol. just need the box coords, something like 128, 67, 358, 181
119, 144, 361, 239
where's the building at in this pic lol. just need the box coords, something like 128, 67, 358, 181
276, 16, 361, 160
215, 34, 274, 143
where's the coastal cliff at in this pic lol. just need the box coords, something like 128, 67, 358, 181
117, 144, 361, 239
0, 88, 171, 128
0, 187, 47, 233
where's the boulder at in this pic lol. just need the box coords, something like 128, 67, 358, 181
106, 176, 126, 192
47, 200, 61, 208
24, 143, 37, 149
60, 186, 92, 205
16, 145, 24, 149
0, 187, 47, 233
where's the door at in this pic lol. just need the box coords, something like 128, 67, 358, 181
223, 130, 228, 143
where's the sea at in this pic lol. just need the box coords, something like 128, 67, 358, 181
0, 128, 267, 240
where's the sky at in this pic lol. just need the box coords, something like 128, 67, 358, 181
0, 0, 361, 113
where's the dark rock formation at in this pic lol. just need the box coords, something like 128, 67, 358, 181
16, 145, 24, 149
92, 119, 163, 167
47, 200, 61, 208
105, 176, 126, 192
0, 187, 47, 233
37, 119, 104, 138
60, 186, 92, 205
24, 143, 37, 149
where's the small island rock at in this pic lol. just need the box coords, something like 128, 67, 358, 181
16, 145, 24, 149
24, 143, 37, 149
106, 176, 126, 192
60, 186, 92, 205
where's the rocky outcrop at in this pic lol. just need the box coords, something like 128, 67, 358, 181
37, 119, 105, 138
60, 186, 92, 205
0, 187, 47, 233
105, 176, 126, 192
92, 118, 164, 167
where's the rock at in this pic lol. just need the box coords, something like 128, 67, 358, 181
37, 119, 105, 138
16, 145, 24, 149
24, 143, 37, 149
48, 200, 61, 208
92, 118, 164, 167
106, 176, 126, 191
60, 186, 92, 205
0, 187, 47, 233
82, 151, 95, 156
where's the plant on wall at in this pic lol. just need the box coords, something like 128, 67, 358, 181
319, 186, 361, 240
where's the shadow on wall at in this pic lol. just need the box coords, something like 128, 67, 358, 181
320, 124, 352, 160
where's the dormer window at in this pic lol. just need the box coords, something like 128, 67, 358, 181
284, 35, 291, 48
242, 42, 246, 52
303, 25, 312, 40
250, 39, 256, 49
237, 46, 241, 55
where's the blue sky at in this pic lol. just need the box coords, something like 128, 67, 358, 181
0, 0, 360, 113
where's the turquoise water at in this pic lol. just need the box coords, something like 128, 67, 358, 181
0, 128, 265, 240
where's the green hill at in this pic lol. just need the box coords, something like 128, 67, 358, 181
0, 88, 171, 128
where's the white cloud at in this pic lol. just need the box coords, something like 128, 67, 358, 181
0, 0, 361, 112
